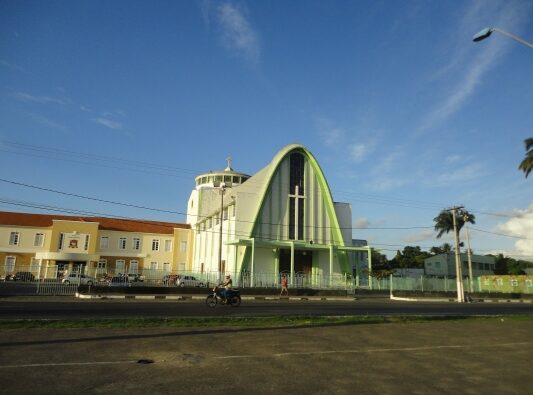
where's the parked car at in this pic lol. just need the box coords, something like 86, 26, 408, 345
62, 273, 97, 286
127, 273, 144, 282
1, 274, 16, 281
176, 275, 205, 287
14, 272, 35, 282
108, 276, 130, 287
162, 274, 179, 285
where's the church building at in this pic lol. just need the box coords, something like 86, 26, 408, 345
187, 144, 371, 287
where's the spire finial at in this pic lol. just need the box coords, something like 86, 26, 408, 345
225, 156, 233, 171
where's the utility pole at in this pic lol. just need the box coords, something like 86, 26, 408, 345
451, 206, 465, 303
465, 223, 474, 293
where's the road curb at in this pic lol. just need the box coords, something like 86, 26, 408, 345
75, 293, 358, 301
390, 294, 533, 303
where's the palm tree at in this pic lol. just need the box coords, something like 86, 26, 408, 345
518, 137, 533, 178
433, 209, 475, 238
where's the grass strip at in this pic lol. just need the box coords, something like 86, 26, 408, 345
0, 314, 531, 329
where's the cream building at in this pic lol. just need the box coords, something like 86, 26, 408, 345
0, 212, 192, 279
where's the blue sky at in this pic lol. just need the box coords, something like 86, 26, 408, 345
1, 0, 532, 259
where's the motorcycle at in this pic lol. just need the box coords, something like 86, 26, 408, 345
206, 286, 241, 307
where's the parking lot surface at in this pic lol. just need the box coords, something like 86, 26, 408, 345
0, 319, 532, 394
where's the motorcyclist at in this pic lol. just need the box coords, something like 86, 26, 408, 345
221, 275, 232, 302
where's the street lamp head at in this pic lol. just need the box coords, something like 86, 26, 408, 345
473, 27, 493, 42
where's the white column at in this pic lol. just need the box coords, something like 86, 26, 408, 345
250, 238, 255, 287
290, 241, 295, 286
329, 245, 334, 288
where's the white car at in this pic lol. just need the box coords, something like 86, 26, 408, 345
176, 275, 205, 287
62, 273, 97, 286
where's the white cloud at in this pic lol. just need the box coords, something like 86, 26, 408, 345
217, 3, 259, 64
417, 1, 529, 134
0, 60, 24, 72
497, 203, 533, 259
367, 177, 408, 192
28, 113, 68, 132
349, 143, 371, 163
354, 218, 370, 229
13, 92, 69, 105
433, 162, 487, 186
319, 127, 344, 147
445, 154, 462, 163
92, 117, 123, 130
402, 230, 435, 244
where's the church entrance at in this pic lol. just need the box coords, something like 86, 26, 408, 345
279, 249, 312, 274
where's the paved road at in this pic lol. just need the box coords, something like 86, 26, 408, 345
1, 318, 532, 394
1, 297, 533, 319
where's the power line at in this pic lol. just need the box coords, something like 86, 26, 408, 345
2, 140, 528, 221
0, 178, 434, 231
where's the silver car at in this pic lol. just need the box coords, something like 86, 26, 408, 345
176, 275, 205, 287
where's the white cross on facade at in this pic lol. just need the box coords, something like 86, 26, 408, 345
288, 185, 305, 240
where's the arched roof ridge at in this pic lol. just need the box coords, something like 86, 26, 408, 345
245, 144, 345, 246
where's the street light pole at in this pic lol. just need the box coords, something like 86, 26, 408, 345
218, 182, 226, 283
473, 27, 533, 49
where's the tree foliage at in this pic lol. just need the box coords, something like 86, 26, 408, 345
493, 253, 530, 275
433, 208, 475, 238
390, 246, 430, 269
518, 137, 533, 178
430, 243, 453, 255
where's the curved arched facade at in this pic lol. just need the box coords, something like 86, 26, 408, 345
187, 144, 369, 287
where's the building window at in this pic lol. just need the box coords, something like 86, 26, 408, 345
150, 261, 158, 271
152, 239, 160, 251
98, 259, 107, 269
9, 232, 20, 246
164, 240, 172, 252
179, 262, 186, 271
100, 236, 109, 249
526, 280, 532, 288
163, 262, 171, 272
129, 260, 139, 274
58, 233, 64, 250
180, 241, 187, 253
132, 238, 141, 250
207, 218, 212, 228
5, 256, 16, 273
34, 233, 45, 247
496, 278, 503, 286
116, 260, 126, 274
30, 258, 40, 273
289, 152, 305, 240
223, 208, 228, 220
510, 279, 519, 287
119, 237, 127, 250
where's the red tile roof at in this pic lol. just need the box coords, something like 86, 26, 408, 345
0, 211, 189, 234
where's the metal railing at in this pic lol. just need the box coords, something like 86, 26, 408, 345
2, 265, 532, 294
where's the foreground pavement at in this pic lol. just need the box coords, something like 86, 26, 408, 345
0, 318, 532, 394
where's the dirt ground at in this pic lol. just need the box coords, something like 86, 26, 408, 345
0, 319, 532, 394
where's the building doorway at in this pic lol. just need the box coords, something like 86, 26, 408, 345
279, 249, 312, 274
